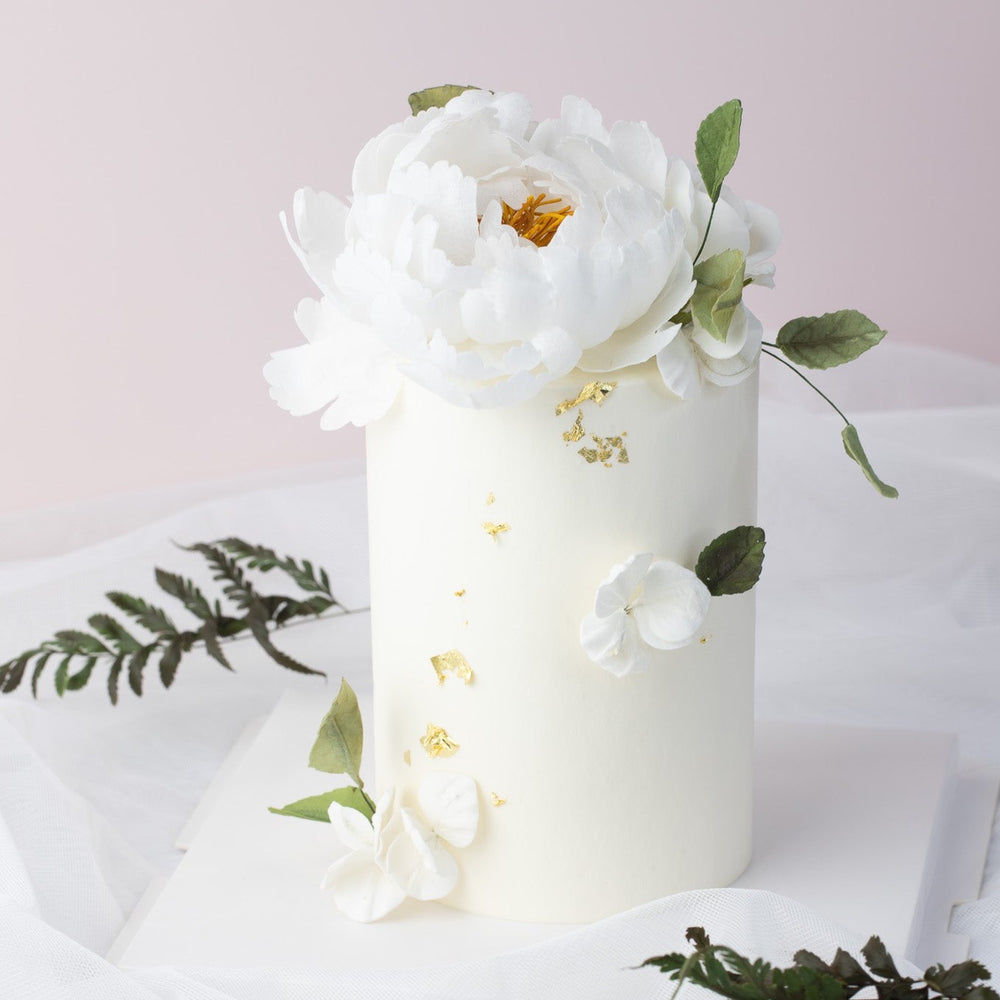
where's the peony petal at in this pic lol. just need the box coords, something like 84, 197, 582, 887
699, 308, 762, 388
632, 560, 711, 650
417, 773, 479, 848
656, 333, 702, 400
580, 609, 628, 662
320, 849, 406, 923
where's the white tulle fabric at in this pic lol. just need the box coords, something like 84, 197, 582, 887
1, 344, 999, 996
264, 90, 780, 425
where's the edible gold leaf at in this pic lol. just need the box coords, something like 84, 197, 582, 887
403, 749, 411, 766
431, 648, 474, 684
562, 410, 585, 443
483, 521, 510, 540
486, 491, 495, 506
420, 723, 460, 758
490, 792, 507, 807
555, 381, 617, 416
454, 589, 466, 597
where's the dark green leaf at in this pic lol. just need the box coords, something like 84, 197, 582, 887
107, 654, 125, 705
88, 614, 142, 654
216, 537, 337, 599
155, 569, 213, 620
128, 645, 154, 697
1, 653, 31, 694
30, 652, 52, 698
695, 526, 766, 596
828, 949, 870, 987
309, 678, 364, 784
106, 592, 177, 635
696, 99, 743, 202
52, 630, 109, 656
198, 619, 233, 670
65, 657, 97, 691
842, 425, 899, 499
776, 310, 887, 369
861, 937, 900, 979
159, 637, 184, 689
408, 84, 478, 115
54, 654, 73, 696
924, 962, 992, 998
691, 249, 746, 341
246, 602, 324, 677
962, 987, 1000, 1000
268, 785, 374, 824
795, 951, 835, 975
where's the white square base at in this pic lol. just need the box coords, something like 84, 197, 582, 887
111, 689, 996, 971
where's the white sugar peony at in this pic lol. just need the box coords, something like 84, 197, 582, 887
580, 553, 712, 677
265, 89, 699, 425
655, 159, 780, 398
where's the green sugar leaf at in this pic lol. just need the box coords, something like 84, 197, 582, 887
776, 310, 887, 369
269, 785, 374, 824
695, 525, 766, 596
842, 425, 899, 498
691, 249, 746, 342
408, 85, 478, 116
696, 99, 743, 203
309, 678, 365, 785
860, 937, 899, 979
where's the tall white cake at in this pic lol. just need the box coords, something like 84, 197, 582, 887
367, 363, 758, 921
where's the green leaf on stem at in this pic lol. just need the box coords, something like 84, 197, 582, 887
776, 310, 886, 369
842, 425, 899, 498
691, 249, 746, 342
309, 678, 365, 785
696, 99, 743, 202
408, 85, 478, 115
269, 785, 374, 824
695, 526, 766, 596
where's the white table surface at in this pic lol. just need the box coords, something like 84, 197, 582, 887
1, 343, 998, 999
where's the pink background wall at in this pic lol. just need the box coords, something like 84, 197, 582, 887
3, 1, 997, 516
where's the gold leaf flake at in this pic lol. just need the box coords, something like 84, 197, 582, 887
403, 749, 412, 766
699, 634, 712, 646
486, 491, 495, 506
578, 432, 629, 466
420, 723, 460, 758
562, 409, 586, 443
483, 521, 510, 540
555, 381, 617, 416
490, 792, 507, 807
454, 589, 466, 597
431, 648, 474, 685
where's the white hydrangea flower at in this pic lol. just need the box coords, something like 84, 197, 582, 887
580, 553, 712, 677
655, 158, 781, 398
321, 774, 479, 922
266, 90, 695, 424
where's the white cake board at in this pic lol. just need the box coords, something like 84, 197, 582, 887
110, 689, 997, 972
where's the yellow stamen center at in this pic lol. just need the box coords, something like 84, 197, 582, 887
500, 194, 574, 247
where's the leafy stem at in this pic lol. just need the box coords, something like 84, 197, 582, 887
641, 926, 996, 1000
761, 345, 849, 423
0, 537, 363, 704
692, 199, 717, 267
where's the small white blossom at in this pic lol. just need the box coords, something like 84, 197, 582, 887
321, 774, 479, 922
580, 553, 711, 677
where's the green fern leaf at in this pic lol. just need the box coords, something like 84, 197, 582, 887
155, 569, 213, 620
65, 657, 97, 691
88, 614, 142, 654
30, 652, 52, 697
128, 645, 155, 696
107, 653, 125, 705
246, 601, 324, 676
106, 592, 177, 636
54, 654, 73, 696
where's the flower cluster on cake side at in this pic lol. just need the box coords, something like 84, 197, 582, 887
266, 86, 897, 922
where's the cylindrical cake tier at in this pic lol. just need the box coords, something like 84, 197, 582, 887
366, 362, 758, 923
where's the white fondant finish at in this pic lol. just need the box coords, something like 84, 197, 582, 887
366, 364, 758, 922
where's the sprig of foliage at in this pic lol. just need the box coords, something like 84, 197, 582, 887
269, 677, 376, 823
641, 926, 997, 1000
0, 537, 360, 705
692, 99, 896, 499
